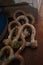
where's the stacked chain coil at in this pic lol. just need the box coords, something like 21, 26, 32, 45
0, 10, 38, 65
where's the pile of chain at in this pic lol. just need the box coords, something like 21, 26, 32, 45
0, 10, 38, 65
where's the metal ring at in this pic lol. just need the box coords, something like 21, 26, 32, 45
1, 55, 24, 65
0, 46, 14, 63
13, 10, 25, 20
21, 23, 36, 47
3, 27, 21, 46
16, 15, 29, 25
26, 14, 35, 24
8, 20, 21, 33
12, 32, 26, 54
8, 27, 21, 41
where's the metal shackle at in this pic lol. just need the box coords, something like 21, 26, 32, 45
16, 15, 29, 25
13, 10, 25, 20
21, 23, 38, 48
8, 20, 21, 33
